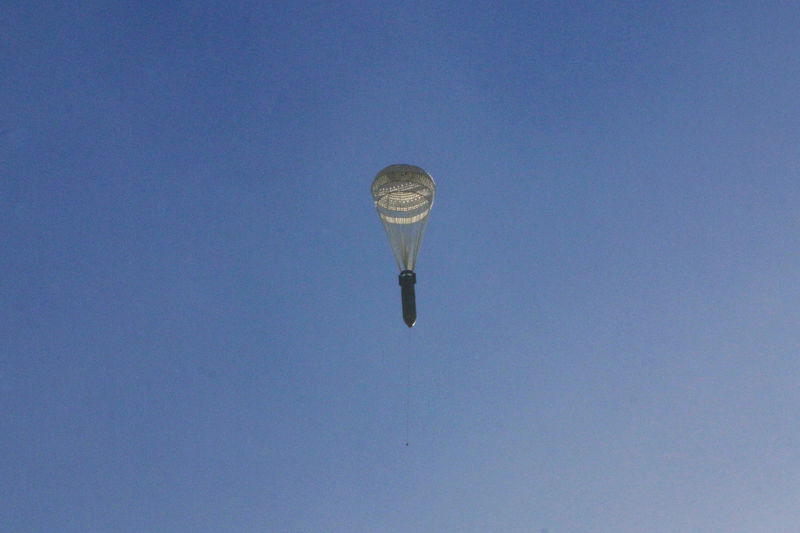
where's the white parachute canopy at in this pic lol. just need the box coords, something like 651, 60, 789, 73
371, 164, 436, 271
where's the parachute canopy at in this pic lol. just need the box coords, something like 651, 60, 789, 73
371, 164, 436, 271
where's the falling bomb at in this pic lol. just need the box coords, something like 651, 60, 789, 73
399, 270, 417, 328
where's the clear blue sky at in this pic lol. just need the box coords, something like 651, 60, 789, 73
3, 2, 800, 531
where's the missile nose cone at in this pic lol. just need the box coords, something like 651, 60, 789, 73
399, 270, 417, 328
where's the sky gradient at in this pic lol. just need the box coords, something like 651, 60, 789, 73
3, 2, 800, 531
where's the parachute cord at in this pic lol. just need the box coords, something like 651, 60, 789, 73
405, 328, 411, 447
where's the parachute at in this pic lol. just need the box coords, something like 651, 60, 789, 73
371, 164, 436, 327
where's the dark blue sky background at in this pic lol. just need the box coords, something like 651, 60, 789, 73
3, 2, 800, 531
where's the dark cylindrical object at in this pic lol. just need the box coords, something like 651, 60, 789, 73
398, 270, 417, 328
